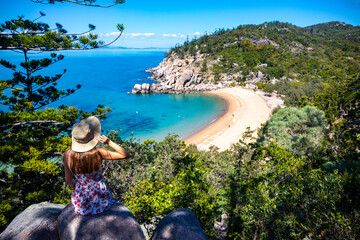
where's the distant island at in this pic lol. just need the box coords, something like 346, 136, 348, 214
103, 46, 169, 50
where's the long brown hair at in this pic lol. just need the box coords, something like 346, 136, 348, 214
69, 147, 103, 174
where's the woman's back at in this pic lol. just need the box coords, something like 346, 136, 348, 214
66, 149, 114, 215
63, 116, 130, 215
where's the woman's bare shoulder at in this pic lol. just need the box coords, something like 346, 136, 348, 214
97, 147, 109, 157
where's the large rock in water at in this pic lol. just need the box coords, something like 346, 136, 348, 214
0, 202, 65, 240
141, 83, 150, 93
57, 203, 146, 240
131, 84, 142, 94
150, 208, 208, 240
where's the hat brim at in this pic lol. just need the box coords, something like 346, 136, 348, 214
71, 116, 101, 152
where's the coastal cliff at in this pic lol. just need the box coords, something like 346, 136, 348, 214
132, 51, 230, 94
131, 25, 286, 94
131, 49, 268, 94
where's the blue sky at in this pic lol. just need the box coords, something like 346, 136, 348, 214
1, 0, 360, 48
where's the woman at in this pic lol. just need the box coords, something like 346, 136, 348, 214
63, 116, 130, 215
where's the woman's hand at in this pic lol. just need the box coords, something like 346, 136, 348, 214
96, 135, 110, 145
96, 135, 131, 159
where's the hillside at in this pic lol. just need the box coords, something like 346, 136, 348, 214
2, 20, 359, 239
148, 21, 359, 105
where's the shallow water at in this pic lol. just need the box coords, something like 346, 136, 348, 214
0, 48, 226, 142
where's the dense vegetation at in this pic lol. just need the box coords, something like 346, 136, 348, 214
1, 17, 359, 240
170, 21, 359, 104
169, 20, 359, 162
105, 22, 360, 239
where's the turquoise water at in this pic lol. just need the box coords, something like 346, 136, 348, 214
0, 48, 226, 142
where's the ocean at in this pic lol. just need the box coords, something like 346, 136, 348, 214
0, 48, 226, 142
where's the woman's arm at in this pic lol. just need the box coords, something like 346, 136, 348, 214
63, 152, 75, 189
96, 135, 131, 160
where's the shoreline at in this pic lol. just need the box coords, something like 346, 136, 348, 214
184, 87, 278, 151
183, 92, 230, 142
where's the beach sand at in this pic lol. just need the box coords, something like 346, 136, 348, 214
184, 87, 273, 151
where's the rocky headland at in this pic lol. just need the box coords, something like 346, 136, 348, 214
132, 51, 223, 94
131, 37, 282, 95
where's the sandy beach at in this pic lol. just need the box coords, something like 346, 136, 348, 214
184, 87, 279, 151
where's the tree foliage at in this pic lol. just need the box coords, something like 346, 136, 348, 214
259, 106, 327, 159
0, 12, 122, 230
227, 143, 358, 240
98, 133, 360, 239
0, 13, 359, 240
169, 20, 360, 163
31, 0, 125, 8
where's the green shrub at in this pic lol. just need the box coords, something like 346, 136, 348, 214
228, 144, 357, 240
259, 106, 327, 158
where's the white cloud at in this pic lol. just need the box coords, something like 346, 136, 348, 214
100, 32, 155, 38
101, 32, 205, 40
128, 33, 155, 37
99, 31, 206, 47
161, 32, 204, 39
102, 32, 120, 37
123, 33, 155, 39
189, 32, 205, 38
162, 34, 179, 38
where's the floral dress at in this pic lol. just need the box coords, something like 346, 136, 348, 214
67, 150, 115, 215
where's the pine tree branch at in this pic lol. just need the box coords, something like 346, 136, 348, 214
1, 66, 26, 75
337, 119, 360, 143
1, 30, 93, 36
30, 0, 124, 8
0, 120, 64, 131
29, 60, 64, 75
0, 30, 123, 51
95, 30, 123, 48
0, 46, 89, 51
0, 178, 9, 184
32, 91, 74, 110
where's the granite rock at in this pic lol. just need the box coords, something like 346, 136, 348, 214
175, 71, 193, 88
0, 202, 65, 240
132, 84, 142, 94
141, 83, 150, 93
150, 208, 208, 240
57, 203, 146, 240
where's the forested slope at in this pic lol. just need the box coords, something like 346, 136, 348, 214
1, 20, 359, 239
170, 21, 359, 85
167, 21, 359, 160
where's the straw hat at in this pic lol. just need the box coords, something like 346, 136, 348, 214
71, 116, 101, 152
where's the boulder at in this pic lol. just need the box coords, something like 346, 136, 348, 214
168, 75, 176, 85
150, 83, 158, 92
58, 203, 145, 240
150, 208, 208, 240
132, 84, 142, 94
156, 68, 165, 78
175, 71, 193, 89
141, 83, 150, 93
257, 63, 268, 68
270, 78, 279, 84
0, 202, 65, 240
